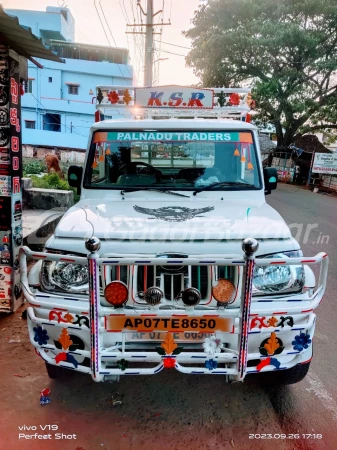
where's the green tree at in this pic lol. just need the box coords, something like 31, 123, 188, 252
184, 0, 337, 148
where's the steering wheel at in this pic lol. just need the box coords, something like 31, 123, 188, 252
120, 161, 162, 179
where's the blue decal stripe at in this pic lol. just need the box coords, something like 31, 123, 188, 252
191, 356, 207, 358
124, 372, 141, 375
131, 355, 147, 358
134, 261, 152, 263
154, 365, 163, 374
248, 331, 261, 334
42, 322, 54, 326
287, 300, 303, 302
102, 355, 117, 358
64, 297, 79, 301
191, 371, 205, 374
212, 371, 227, 374
287, 351, 300, 354
99, 371, 110, 374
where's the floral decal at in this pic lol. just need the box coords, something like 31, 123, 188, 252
116, 359, 129, 371
229, 93, 240, 106
163, 357, 176, 369
203, 334, 223, 355
155, 333, 182, 369
205, 359, 218, 370
33, 326, 49, 346
108, 90, 119, 104
292, 332, 312, 352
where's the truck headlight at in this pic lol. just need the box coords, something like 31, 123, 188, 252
253, 251, 304, 296
41, 260, 89, 293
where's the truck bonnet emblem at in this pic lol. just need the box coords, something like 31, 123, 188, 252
133, 205, 214, 222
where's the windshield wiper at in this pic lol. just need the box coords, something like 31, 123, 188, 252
193, 181, 257, 196
121, 188, 190, 198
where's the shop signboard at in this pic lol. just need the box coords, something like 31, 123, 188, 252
312, 153, 337, 175
0, 45, 23, 312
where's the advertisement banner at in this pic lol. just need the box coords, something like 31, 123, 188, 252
312, 153, 337, 175
0, 47, 23, 312
135, 86, 214, 109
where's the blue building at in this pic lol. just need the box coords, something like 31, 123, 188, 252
4, 6, 133, 150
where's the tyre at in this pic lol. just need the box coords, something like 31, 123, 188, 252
45, 362, 72, 379
259, 362, 310, 386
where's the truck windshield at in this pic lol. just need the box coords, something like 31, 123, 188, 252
84, 130, 261, 191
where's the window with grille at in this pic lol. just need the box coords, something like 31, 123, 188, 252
25, 120, 35, 129
25, 80, 33, 93
68, 85, 79, 95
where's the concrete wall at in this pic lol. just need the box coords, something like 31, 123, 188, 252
23, 145, 86, 164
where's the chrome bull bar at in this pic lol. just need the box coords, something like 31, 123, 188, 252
20, 238, 328, 382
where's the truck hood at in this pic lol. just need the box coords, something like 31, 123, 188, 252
54, 199, 291, 241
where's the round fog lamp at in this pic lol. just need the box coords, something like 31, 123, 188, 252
212, 279, 236, 304
181, 287, 201, 306
144, 287, 163, 305
104, 281, 128, 307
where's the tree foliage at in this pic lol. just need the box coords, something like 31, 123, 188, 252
184, 0, 337, 147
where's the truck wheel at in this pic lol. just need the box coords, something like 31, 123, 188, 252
261, 362, 310, 386
45, 362, 72, 379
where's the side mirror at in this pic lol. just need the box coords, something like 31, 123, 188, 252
68, 165, 83, 195
263, 167, 278, 195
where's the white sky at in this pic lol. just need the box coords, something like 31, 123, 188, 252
3, 0, 202, 86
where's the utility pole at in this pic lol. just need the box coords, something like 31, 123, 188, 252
126, 0, 171, 87
145, 0, 154, 87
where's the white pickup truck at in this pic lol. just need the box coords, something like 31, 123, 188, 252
20, 86, 328, 384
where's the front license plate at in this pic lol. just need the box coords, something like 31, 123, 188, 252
105, 315, 233, 333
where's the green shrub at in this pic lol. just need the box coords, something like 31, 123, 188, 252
23, 160, 46, 175
30, 174, 80, 203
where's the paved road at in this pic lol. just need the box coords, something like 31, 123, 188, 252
1, 183, 337, 450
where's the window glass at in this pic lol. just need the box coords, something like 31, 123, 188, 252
85, 130, 261, 190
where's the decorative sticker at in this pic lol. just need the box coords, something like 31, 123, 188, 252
133, 205, 214, 222
250, 315, 294, 330
292, 332, 312, 352
259, 332, 284, 356
93, 131, 253, 144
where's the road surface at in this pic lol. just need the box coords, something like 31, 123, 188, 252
0, 183, 336, 450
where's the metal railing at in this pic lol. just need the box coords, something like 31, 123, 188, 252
20, 239, 328, 382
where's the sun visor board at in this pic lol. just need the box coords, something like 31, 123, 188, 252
93, 131, 253, 143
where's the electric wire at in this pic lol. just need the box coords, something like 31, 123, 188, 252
29, 93, 88, 138
93, 0, 132, 80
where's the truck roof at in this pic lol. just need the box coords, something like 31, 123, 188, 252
92, 118, 257, 131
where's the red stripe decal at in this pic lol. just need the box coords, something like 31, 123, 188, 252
301, 259, 316, 263
81, 312, 89, 315
140, 314, 157, 316
60, 258, 76, 262
270, 261, 286, 265
272, 311, 288, 315
29, 303, 41, 307
301, 309, 313, 313
323, 254, 328, 258
32, 254, 47, 259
